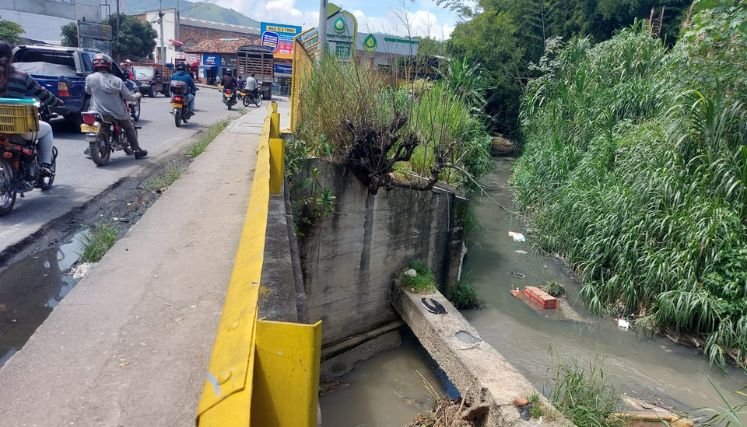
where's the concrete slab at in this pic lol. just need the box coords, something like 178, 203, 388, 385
0, 103, 289, 426
393, 287, 573, 426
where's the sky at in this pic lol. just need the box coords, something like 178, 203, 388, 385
212, 0, 460, 40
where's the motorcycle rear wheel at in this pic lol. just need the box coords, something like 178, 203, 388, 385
0, 158, 17, 216
255, 96, 262, 108
90, 133, 111, 166
37, 146, 58, 191
131, 99, 141, 122
174, 109, 182, 127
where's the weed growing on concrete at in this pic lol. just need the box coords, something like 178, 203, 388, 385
401, 261, 437, 293
550, 356, 622, 427
449, 279, 479, 309
528, 392, 545, 419
188, 119, 230, 158
79, 222, 118, 263
543, 281, 566, 298
143, 161, 185, 192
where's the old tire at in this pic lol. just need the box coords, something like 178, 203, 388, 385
90, 133, 111, 166
0, 158, 16, 216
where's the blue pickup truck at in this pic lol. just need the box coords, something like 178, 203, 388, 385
12, 45, 125, 124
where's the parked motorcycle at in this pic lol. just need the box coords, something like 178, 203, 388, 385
169, 81, 193, 128
81, 111, 137, 166
125, 79, 141, 122
223, 88, 237, 110
0, 99, 57, 216
243, 87, 262, 108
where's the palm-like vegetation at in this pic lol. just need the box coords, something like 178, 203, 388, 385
514, 4, 746, 368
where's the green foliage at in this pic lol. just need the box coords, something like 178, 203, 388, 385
0, 18, 24, 44
143, 161, 184, 192
448, 279, 480, 309
528, 392, 546, 419
514, 6, 747, 368
105, 14, 157, 60
691, 380, 747, 426
188, 119, 229, 158
401, 261, 437, 293
296, 57, 492, 194
292, 166, 336, 236
550, 357, 622, 427
60, 23, 78, 47
544, 281, 566, 298
79, 223, 118, 263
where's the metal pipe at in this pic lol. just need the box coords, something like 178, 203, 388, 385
317, 0, 327, 60
159, 0, 166, 65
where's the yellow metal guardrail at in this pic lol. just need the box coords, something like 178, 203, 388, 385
196, 103, 322, 427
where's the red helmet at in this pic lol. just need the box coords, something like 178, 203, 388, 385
93, 53, 113, 71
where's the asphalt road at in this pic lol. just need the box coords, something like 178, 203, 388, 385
0, 87, 262, 256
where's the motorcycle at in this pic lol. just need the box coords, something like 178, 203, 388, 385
169, 81, 193, 128
125, 79, 141, 122
242, 87, 262, 108
0, 100, 57, 216
81, 111, 137, 166
223, 88, 237, 110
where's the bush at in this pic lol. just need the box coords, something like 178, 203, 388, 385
449, 279, 480, 309
514, 6, 747, 368
550, 357, 622, 427
544, 281, 566, 298
401, 261, 437, 293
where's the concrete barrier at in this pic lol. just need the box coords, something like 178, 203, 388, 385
393, 287, 572, 426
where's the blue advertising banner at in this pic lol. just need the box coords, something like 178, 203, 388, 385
274, 63, 292, 76
202, 54, 221, 67
260, 22, 302, 59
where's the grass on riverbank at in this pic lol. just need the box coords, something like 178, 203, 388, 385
79, 222, 118, 263
550, 356, 622, 427
187, 119, 230, 158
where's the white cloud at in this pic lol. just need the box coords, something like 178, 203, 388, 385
213, 0, 454, 39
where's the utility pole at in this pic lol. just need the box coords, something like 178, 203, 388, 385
317, 0, 327, 60
159, 0, 166, 65
116, 0, 120, 51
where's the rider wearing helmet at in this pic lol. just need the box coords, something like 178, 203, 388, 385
171, 62, 196, 115
0, 41, 63, 176
221, 70, 237, 102
85, 53, 147, 159
122, 59, 134, 80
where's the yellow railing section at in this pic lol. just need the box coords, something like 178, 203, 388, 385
196, 102, 322, 427
290, 31, 314, 132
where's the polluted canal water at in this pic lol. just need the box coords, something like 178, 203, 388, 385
0, 232, 87, 367
463, 158, 746, 412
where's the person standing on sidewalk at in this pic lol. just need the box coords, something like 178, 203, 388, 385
85, 53, 148, 159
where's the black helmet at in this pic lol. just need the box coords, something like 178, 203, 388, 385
93, 53, 112, 71
176, 62, 186, 71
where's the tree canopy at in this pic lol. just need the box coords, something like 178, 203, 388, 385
60, 22, 78, 47
105, 14, 157, 60
0, 17, 24, 44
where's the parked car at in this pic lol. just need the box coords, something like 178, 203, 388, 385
12, 45, 125, 125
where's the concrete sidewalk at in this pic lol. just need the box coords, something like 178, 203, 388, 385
0, 102, 289, 426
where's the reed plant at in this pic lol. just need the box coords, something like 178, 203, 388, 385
514, 5, 747, 368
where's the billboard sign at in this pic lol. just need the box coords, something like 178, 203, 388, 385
202, 54, 221, 67
261, 31, 279, 52
260, 22, 302, 60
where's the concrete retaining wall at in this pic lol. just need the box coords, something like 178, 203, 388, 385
292, 159, 465, 346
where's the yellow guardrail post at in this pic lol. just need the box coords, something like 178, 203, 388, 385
269, 102, 284, 194
251, 320, 322, 427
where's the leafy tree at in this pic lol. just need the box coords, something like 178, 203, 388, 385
0, 17, 24, 44
61, 22, 79, 47
105, 14, 157, 60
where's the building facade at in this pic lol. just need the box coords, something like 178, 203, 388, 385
0, 0, 102, 44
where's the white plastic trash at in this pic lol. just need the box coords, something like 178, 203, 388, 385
508, 231, 526, 242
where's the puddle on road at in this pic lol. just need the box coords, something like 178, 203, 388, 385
0, 232, 87, 367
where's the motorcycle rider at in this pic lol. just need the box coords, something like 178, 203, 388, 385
0, 41, 63, 176
221, 70, 237, 102
246, 73, 259, 101
171, 62, 196, 116
85, 53, 147, 159
122, 59, 134, 80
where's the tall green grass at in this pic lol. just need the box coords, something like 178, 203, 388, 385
550, 357, 622, 427
514, 5, 747, 368
79, 222, 118, 263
